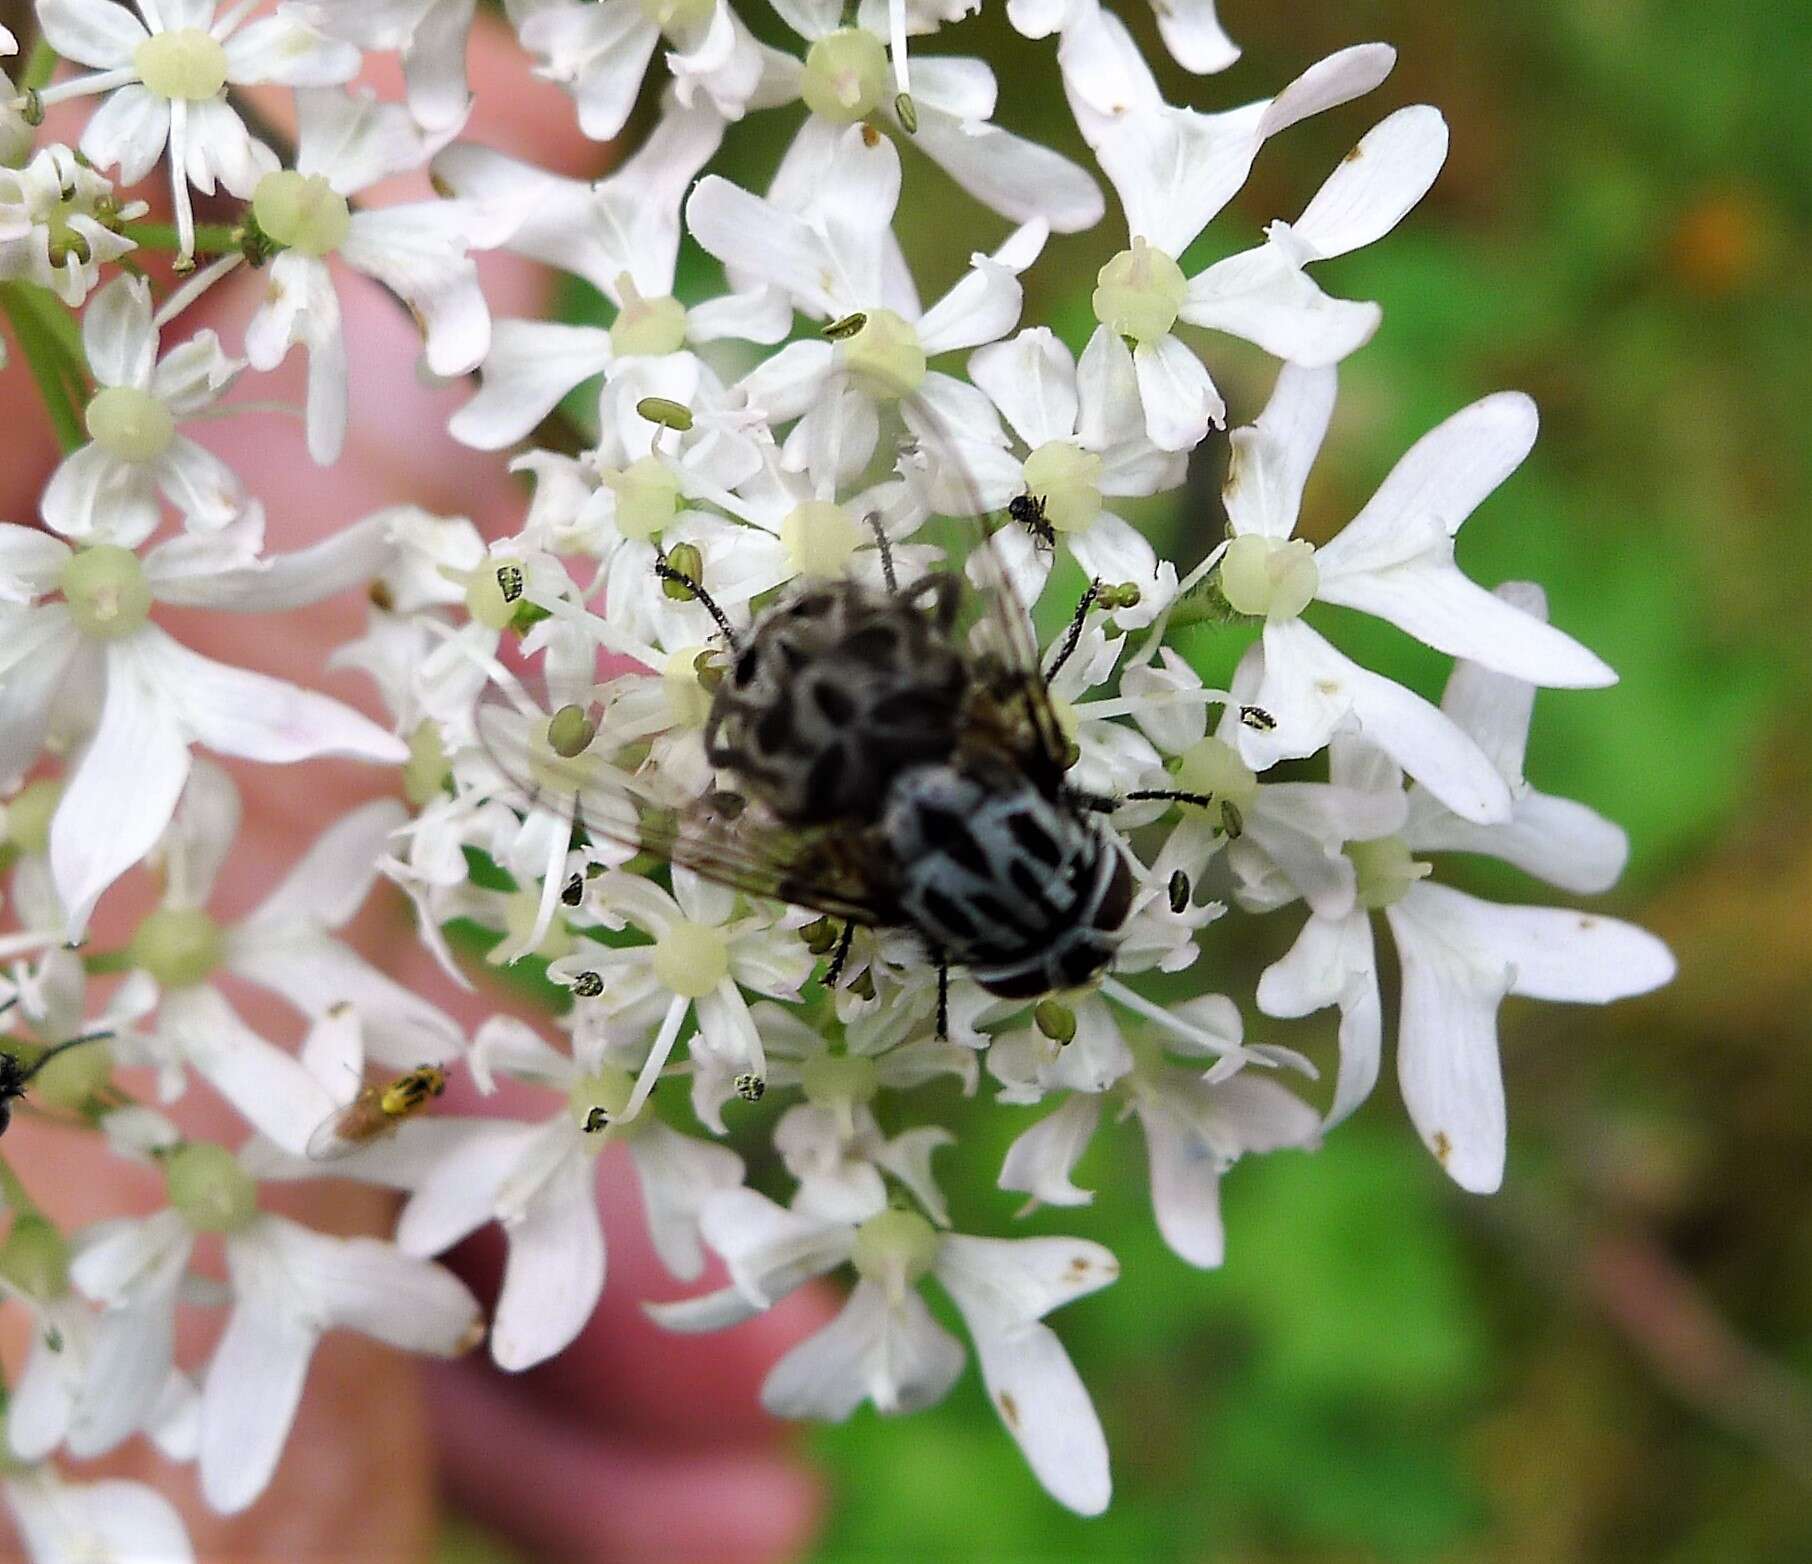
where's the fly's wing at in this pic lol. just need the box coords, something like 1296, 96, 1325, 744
474, 682, 901, 927
306, 1094, 388, 1162
897, 385, 1073, 786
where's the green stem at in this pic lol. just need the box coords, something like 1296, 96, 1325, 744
0, 284, 86, 455
0, 1154, 38, 1219
121, 219, 243, 257
21, 34, 60, 94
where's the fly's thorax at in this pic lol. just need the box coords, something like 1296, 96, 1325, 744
703, 578, 970, 827
883, 761, 1133, 997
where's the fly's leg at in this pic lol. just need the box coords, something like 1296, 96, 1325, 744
824, 921, 856, 989
936, 952, 950, 1042
654, 547, 742, 652
1043, 578, 1101, 683
864, 512, 899, 595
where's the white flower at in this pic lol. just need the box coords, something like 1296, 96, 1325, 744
0, 145, 146, 306
1256, 585, 1676, 1190
687, 125, 1044, 487
1221, 363, 1615, 824
652, 1186, 1120, 1514
69, 1120, 480, 1514
0, 504, 405, 934
240, 87, 520, 463
2, 1467, 194, 1563
1010, 0, 1238, 79
557, 868, 814, 1130
258, 1013, 746, 1370
36, 0, 359, 258
762, 16, 1102, 233
1060, 19, 1423, 449
41, 275, 244, 544
113, 761, 461, 1152
513, 0, 765, 143
966, 325, 1183, 618
435, 98, 791, 450
993, 995, 1319, 1268
303, 0, 480, 130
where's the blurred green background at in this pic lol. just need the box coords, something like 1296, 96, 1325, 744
454, 0, 1812, 1558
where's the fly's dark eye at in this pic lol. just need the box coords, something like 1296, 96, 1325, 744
1060, 943, 1107, 988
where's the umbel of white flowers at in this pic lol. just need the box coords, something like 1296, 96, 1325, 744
0, 0, 1672, 1548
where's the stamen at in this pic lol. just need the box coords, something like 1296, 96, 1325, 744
621, 992, 689, 1124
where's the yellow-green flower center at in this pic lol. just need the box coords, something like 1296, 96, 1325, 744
61, 544, 152, 640
837, 308, 925, 400
851, 1207, 939, 1287
606, 457, 681, 542
252, 170, 350, 257
780, 500, 863, 579
568, 1066, 642, 1141
636, 0, 713, 42
86, 386, 174, 463
402, 720, 450, 808
801, 29, 889, 124
1346, 836, 1433, 910
800, 1051, 879, 1108
662, 648, 713, 729
652, 918, 729, 998
1022, 440, 1104, 534
0, 1216, 69, 1299
1174, 736, 1259, 815
1092, 238, 1187, 345
134, 28, 229, 101
165, 1142, 257, 1233
610, 282, 688, 357
464, 557, 526, 630
128, 905, 224, 989
1218, 534, 1319, 621
500, 888, 574, 961
30, 1037, 112, 1110
3, 779, 62, 855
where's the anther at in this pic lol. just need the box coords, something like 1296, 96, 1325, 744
1034, 999, 1076, 1046
582, 1106, 609, 1133
894, 92, 917, 132
547, 703, 598, 759
823, 313, 868, 340
560, 872, 585, 907
1167, 869, 1190, 914
571, 971, 604, 998
734, 1072, 766, 1102
1239, 705, 1277, 731
636, 396, 694, 432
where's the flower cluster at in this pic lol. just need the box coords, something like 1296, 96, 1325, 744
0, 0, 1674, 1548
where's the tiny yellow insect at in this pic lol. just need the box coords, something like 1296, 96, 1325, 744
306, 1065, 447, 1161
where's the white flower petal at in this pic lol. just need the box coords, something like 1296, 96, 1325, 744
449, 319, 614, 450
38, 0, 146, 67
630, 1121, 744, 1282
157, 755, 240, 911
1133, 334, 1222, 452
241, 797, 403, 931
160, 986, 339, 1156
200, 1276, 319, 1513
78, 85, 170, 188
696, 1186, 854, 1307
273, 1218, 480, 1352
968, 327, 1078, 449
935, 1234, 1115, 1515
762, 1279, 965, 1420
910, 104, 1103, 233
1152, 0, 1238, 74
49, 639, 192, 937
491, 1151, 603, 1369
1384, 886, 1513, 1194
1317, 391, 1539, 579
1244, 619, 1511, 824
1183, 242, 1380, 366
81, 274, 156, 389
1294, 105, 1448, 260
998, 1095, 1100, 1208
133, 629, 407, 765
1317, 555, 1616, 689
1221, 362, 1335, 540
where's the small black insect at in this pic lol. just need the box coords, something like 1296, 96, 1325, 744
0, 1030, 113, 1137
1008, 491, 1055, 550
